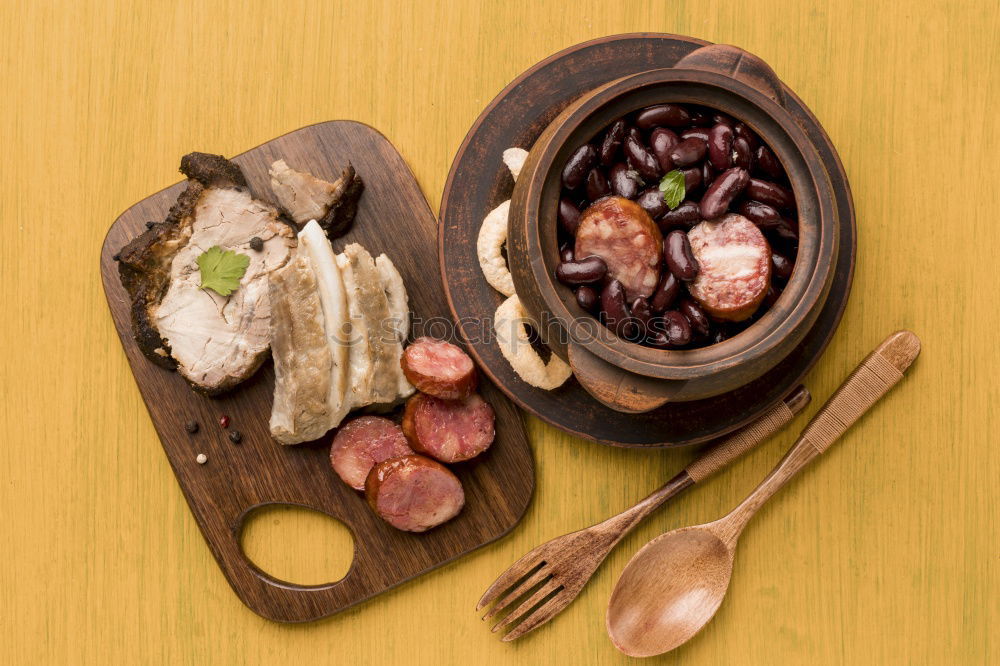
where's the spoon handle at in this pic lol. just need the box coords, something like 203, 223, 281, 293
715, 331, 921, 543
603, 386, 810, 537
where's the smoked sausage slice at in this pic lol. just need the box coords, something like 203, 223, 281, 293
574, 196, 663, 299
329, 416, 413, 490
365, 454, 465, 532
686, 214, 772, 322
401, 337, 478, 400
402, 392, 495, 463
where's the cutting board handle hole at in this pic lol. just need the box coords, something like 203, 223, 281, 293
239, 504, 355, 586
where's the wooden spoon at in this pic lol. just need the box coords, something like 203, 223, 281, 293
606, 331, 921, 657
477, 385, 809, 641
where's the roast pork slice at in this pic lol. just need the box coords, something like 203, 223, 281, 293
336, 250, 376, 411
341, 244, 399, 406
375, 254, 415, 399
268, 160, 365, 239
268, 252, 333, 444
118, 153, 296, 394
298, 221, 351, 428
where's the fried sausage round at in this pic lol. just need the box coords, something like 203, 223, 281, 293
365, 454, 465, 532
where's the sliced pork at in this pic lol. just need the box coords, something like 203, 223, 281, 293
268, 160, 364, 238
267, 225, 413, 443
117, 153, 296, 394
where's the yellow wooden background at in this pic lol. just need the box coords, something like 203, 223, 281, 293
2, 1, 997, 664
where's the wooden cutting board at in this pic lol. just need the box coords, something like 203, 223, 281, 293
99, 121, 534, 622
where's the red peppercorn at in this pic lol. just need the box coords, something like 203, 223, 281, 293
219, 415, 230, 429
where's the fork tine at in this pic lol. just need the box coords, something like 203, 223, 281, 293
490, 578, 563, 633
481, 566, 550, 622
476, 554, 546, 611
501, 591, 568, 642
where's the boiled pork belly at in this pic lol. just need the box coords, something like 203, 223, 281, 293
267, 223, 413, 444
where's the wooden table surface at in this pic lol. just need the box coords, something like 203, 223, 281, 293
2, 1, 997, 664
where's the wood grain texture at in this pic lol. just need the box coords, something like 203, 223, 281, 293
100, 121, 534, 622
2, 1, 998, 664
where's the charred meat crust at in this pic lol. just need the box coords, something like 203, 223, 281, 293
179, 152, 247, 189
319, 165, 364, 239
117, 220, 187, 369
118, 178, 208, 370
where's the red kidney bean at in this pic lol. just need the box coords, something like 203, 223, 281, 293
679, 298, 710, 337
576, 285, 598, 311
738, 200, 782, 228
700, 167, 750, 219
609, 162, 641, 199
755, 144, 785, 180
771, 250, 794, 280
562, 144, 597, 190
732, 135, 753, 171
734, 123, 759, 151
630, 297, 653, 331
658, 200, 701, 229
708, 123, 734, 171
681, 167, 702, 193
746, 178, 793, 209
712, 112, 735, 127
680, 127, 711, 142
650, 128, 679, 173
600, 119, 627, 165
649, 271, 681, 312
702, 161, 715, 188
669, 137, 708, 168
664, 229, 700, 281
586, 168, 611, 201
601, 279, 632, 335
769, 218, 799, 245
660, 310, 692, 346
636, 188, 668, 219
558, 197, 582, 234
688, 107, 712, 126
625, 135, 662, 181
764, 284, 782, 308
635, 104, 691, 129
556, 255, 608, 285
559, 243, 574, 263
646, 330, 670, 348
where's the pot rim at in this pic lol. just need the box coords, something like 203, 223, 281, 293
513, 67, 839, 380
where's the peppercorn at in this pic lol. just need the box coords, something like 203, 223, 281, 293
185, 420, 199, 434
146, 221, 155, 229
228, 430, 242, 444
112, 253, 120, 262
249, 236, 264, 251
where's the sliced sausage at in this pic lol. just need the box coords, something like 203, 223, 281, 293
402, 392, 496, 463
401, 337, 478, 400
686, 214, 772, 322
574, 196, 663, 299
365, 454, 465, 532
330, 416, 413, 491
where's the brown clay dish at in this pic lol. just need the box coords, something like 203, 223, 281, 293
508, 45, 839, 411
439, 33, 856, 446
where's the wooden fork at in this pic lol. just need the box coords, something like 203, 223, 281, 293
476, 385, 811, 641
